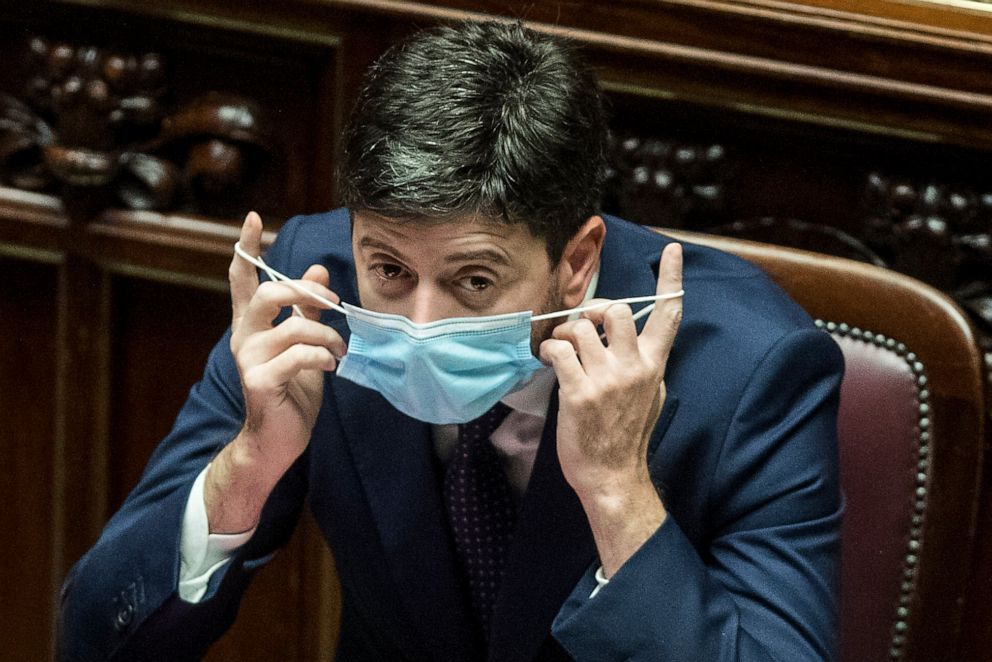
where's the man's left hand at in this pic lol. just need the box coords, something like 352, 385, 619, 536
540, 242, 683, 576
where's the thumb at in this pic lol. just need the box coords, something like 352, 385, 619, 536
230, 211, 263, 325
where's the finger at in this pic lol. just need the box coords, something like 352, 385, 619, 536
641, 242, 684, 363
599, 304, 638, 356
552, 318, 609, 372
239, 315, 347, 366
230, 211, 263, 325
539, 338, 588, 391
295, 264, 332, 321
575, 298, 616, 327
241, 279, 340, 336
577, 298, 638, 355
242, 344, 338, 395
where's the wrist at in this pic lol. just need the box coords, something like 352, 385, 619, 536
577, 473, 666, 577
229, 429, 294, 486
578, 475, 664, 528
572, 462, 654, 506
204, 432, 286, 534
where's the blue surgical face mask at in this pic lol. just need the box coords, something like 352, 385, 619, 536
336, 304, 543, 423
235, 243, 684, 424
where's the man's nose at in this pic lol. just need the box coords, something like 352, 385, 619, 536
408, 284, 448, 324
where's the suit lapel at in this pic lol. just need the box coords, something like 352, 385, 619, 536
331, 376, 479, 661
488, 219, 682, 661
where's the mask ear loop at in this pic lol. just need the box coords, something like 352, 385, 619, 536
530, 291, 684, 322
233, 242, 348, 316
631, 301, 658, 322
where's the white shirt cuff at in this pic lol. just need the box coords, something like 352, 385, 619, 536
589, 565, 610, 599
178, 464, 255, 603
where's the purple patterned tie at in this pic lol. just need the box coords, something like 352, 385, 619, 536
444, 402, 516, 642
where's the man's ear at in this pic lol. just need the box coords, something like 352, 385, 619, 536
557, 215, 606, 308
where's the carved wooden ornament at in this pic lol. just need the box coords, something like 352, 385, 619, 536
0, 37, 271, 218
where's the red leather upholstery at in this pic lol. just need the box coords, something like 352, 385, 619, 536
833, 332, 924, 661
658, 228, 986, 662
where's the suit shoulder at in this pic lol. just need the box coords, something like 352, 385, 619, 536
606, 217, 815, 340
265, 208, 354, 273
274, 208, 351, 256
602, 215, 765, 284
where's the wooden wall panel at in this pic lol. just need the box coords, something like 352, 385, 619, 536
0, 255, 58, 661
205, 514, 338, 662
107, 277, 229, 511
57, 254, 112, 581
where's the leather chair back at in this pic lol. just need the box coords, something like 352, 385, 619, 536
659, 229, 986, 662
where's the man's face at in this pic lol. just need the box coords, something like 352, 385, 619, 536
352, 211, 564, 349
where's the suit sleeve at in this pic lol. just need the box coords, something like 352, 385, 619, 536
552, 328, 844, 661
57, 219, 311, 662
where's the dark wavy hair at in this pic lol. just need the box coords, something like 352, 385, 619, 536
338, 20, 610, 262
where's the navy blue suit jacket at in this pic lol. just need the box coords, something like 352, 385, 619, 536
59, 211, 843, 661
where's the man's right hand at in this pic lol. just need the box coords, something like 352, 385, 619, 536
205, 211, 346, 534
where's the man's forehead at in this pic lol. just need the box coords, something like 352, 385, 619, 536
354, 209, 508, 230
351, 210, 537, 250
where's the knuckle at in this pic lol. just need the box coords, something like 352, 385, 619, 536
627, 364, 651, 385
599, 377, 620, 395
303, 280, 325, 296
604, 304, 631, 323
280, 314, 306, 335
241, 367, 268, 394
571, 389, 597, 409
255, 281, 280, 301
288, 343, 312, 362
237, 331, 263, 354
543, 341, 567, 360
234, 350, 250, 373
573, 319, 597, 338
552, 321, 573, 340
233, 350, 254, 375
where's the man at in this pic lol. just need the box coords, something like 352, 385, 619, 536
59, 20, 843, 661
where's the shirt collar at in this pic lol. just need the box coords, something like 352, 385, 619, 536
500, 268, 600, 419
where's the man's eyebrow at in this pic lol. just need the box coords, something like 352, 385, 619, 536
358, 237, 409, 260
359, 236, 511, 266
443, 248, 511, 266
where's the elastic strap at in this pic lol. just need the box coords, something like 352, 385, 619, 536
234, 242, 348, 315
530, 291, 685, 322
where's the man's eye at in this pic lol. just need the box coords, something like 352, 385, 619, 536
373, 264, 406, 280
458, 275, 493, 292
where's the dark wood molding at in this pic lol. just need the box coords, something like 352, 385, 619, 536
38, 0, 992, 151
0, 186, 278, 286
